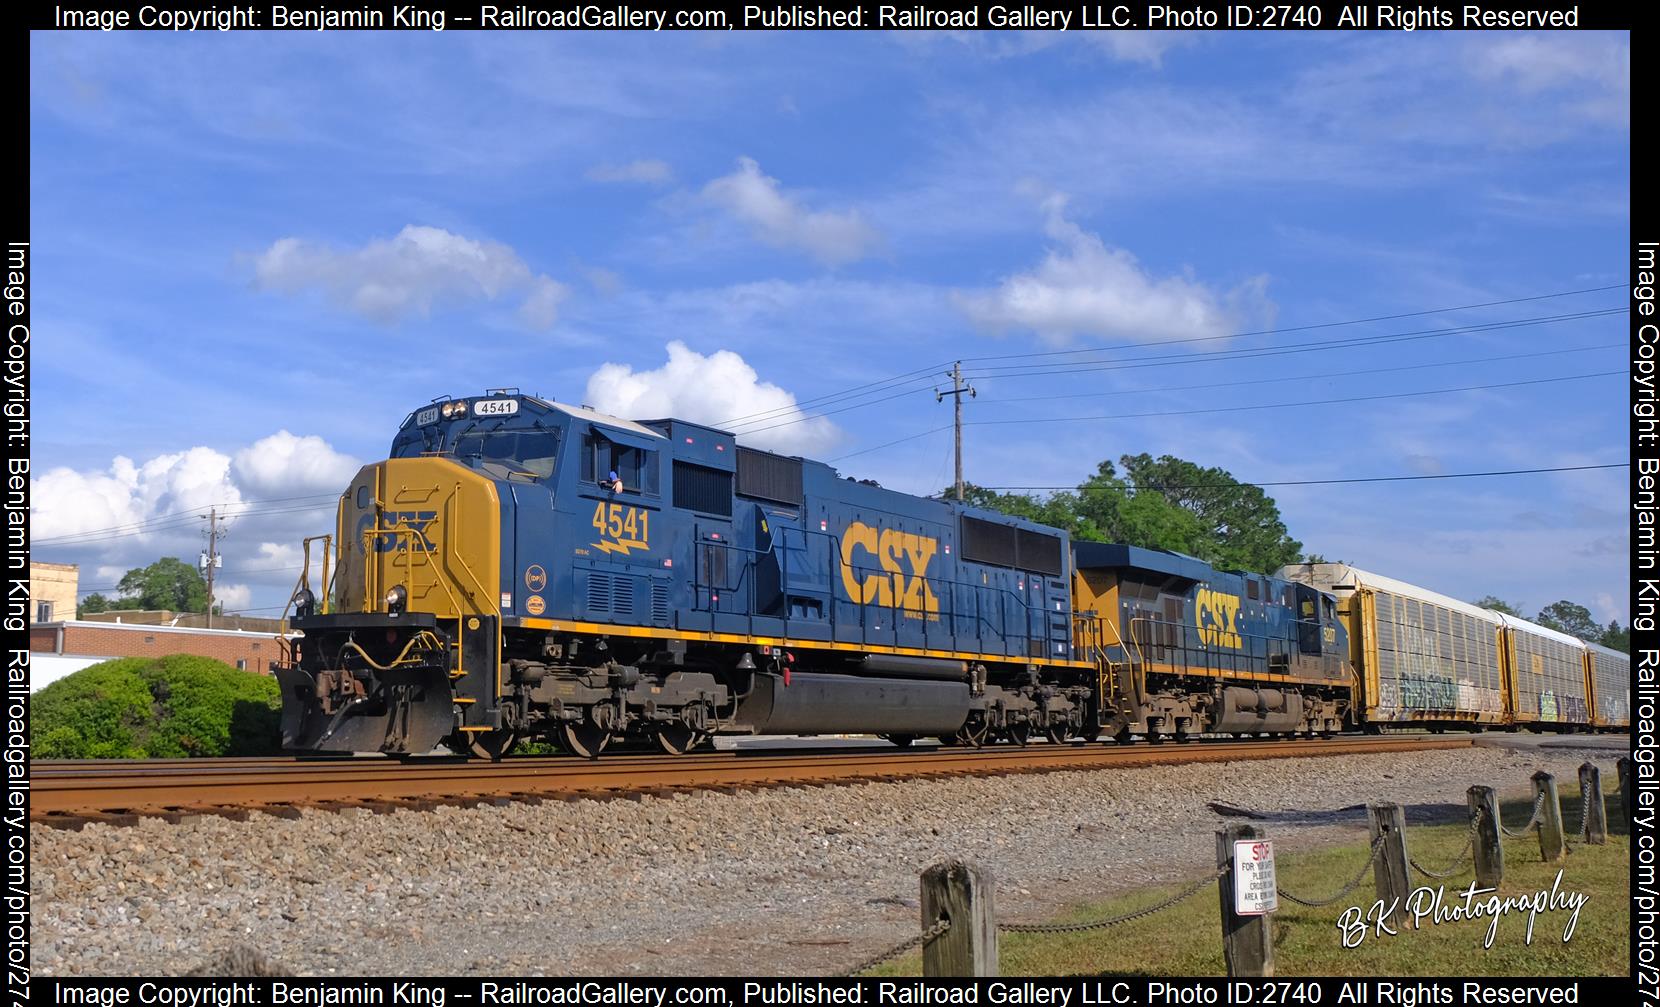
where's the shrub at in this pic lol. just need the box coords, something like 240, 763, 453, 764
32, 655, 282, 758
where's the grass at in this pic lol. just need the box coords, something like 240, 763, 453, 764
867, 779, 1630, 977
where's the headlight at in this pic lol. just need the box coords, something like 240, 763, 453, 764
385, 584, 408, 614
441, 402, 455, 418
292, 587, 316, 615
451, 400, 468, 416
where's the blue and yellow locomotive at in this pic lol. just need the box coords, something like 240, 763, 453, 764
275, 391, 1355, 757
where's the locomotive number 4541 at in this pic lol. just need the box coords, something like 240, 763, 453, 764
591, 501, 650, 555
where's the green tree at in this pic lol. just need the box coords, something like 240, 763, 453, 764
1115, 454, 1302, 572
113, 557, 209, 613
1601, 620, 1630, 653
1535, 600, 1601, 640
953, 453, 1299, 573
30, 655, 281, 758
1472, 595, 1523, 616
78, 593, 112, 616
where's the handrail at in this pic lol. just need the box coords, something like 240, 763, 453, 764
1127, 615, 1322, 679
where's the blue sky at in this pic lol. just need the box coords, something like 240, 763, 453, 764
28, 30, 1630, 622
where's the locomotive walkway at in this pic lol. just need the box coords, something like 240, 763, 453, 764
33, 735, 1472, 828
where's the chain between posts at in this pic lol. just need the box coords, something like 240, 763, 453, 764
838, 917, 952, 977
1498, 791, 1547, 838
1409, 814, 1479, 879
1276, 835, 1387, 907
998, 865, 1229, 935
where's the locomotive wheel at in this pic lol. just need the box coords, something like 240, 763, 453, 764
935, 734, 960, 747
560, 720, 612, 760
882, 734, 916, 748
655, 723, 706, 757
1044, 722, 1072, 746
468, 730, 519, 762
956, 716, 990, 748
1005, 722, 1031, 747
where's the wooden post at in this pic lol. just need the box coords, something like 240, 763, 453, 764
1368, 803, 1413, 930
920, 859, 997, 978
1217, 824, 1274, 978
1467, 785, 1504, 890
1533, 771, 1565, 863
1578, 763, 1607, 845
1621, 757, 1635, 827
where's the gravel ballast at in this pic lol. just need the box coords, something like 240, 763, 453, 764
31, 741, 1626, 977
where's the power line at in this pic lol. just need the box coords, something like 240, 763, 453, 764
974, 342, 1623, 405
964, 371, 1622, 427
958, 307, 1623, 380
956, 283, 1626, 365
830, 424, 953, 462
978, 463, 1629, 493
831, 370, 1621, 464
34, 498, 337, 548
720, 282, 1622, 431
736, 308, 1623, 438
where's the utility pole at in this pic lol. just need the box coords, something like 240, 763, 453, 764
201, 507, 224, 629
936, 361, 976, 503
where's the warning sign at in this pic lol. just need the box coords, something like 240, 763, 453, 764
1233, 839, 1278, 916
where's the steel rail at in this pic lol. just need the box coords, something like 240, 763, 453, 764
32, 736, 1472, 821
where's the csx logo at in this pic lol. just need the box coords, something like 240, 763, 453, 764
1195, 587, 1242, 649
357, 511, 437, 553
839, 521, 939, 618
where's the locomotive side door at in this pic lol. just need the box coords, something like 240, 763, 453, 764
1294, 584, 1323, 654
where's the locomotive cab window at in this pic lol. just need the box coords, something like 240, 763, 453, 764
582, 433, 660, 494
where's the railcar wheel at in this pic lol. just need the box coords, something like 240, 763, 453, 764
1005, 722, 1031, 747
655, 723, 707, 756
561, 720, 612, 760
882, 734, 916, 748
468, 730, 519, 762
1044, 723, 1073, 746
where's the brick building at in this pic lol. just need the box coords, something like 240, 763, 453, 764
81, 609, 286, 634
28, 619, 294, 691
28, 561, 78, 624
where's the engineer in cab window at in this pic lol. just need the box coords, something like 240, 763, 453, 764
605, 468, 625, 494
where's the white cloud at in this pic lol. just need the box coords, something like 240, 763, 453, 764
33, 432, 355, 610
233, 431, 360, 497
213, 583, 252, 612
1468, 35, 1628, 122
256, 542, 302, 567
253, 225, 569, 329
702, 157, 882, 265
1085, 32, 1194, 67
586, 159, 673, 184
955, 196, 1271, 344
32, 448, 241, 542
585, 341, 839, 455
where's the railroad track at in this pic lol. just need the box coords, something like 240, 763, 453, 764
32, 735, 1474, 829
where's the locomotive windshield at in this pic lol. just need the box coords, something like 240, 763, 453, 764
451, 427, 560, 480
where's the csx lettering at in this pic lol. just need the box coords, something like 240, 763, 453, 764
840, 521, 939, 616
1195, 587, 1242, 648
359, 510, 437, 553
